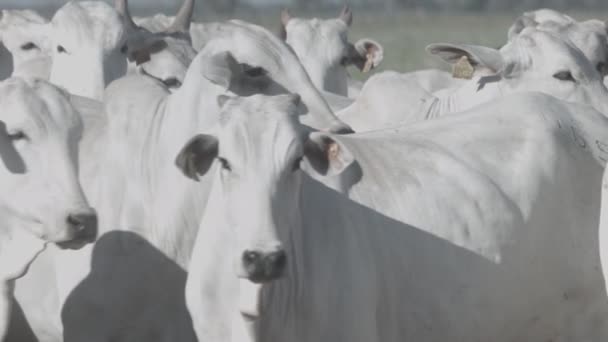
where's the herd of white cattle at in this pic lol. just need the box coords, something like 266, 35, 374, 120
2, 0, 608, 340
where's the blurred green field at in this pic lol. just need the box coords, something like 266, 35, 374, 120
189, 10, 608, 80
31, 5, 605, 80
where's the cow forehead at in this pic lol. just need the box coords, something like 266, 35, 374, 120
0, 79, 79, 132
287, 18, 348, 42
515, 29, 590, 64
526, 22, 607, 64
0, 9, 47, 27
51, 1, 125, 51
0, 10, 48, 45
218, 96, 303, 161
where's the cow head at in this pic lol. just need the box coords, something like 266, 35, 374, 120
175, 94, 353, 284
508, 9, 608, 77
279, 6, 383, 96
428, 28, 608, 116
48, 1, 128, 100
115, 0, 197, 92
186, 20, 353, 133
0, 9, 51, 79
0, 78, 97, 250
507, 8, 576, 39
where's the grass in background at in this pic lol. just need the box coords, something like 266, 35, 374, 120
23, 5, 608, 82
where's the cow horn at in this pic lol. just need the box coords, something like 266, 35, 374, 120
168, 0, 195, 33
281, 8, 291, 26
114, 0, 137, 30
339, 5, 352, 27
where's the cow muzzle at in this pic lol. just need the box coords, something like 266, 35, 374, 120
239, 248, 287, 283
56, 208, 98, 250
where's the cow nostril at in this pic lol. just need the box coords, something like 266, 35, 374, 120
270, 250, 287, 271
66, 212, 98, 238
243, 251, 261, 267
67, 214, 83, 229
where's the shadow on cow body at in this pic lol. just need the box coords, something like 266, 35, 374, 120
61, 231, 197, 342
181, 93, 608, 341
5, 298, 37, 342
187, 170, 608, 341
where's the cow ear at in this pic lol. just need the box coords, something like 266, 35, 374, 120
127, 37, 168, 66
175, 134, 219, 181
338, 5, 353, 27
426, 43, 504, 75
303, 133, 354, 177
507, 15, 537, 40
200, 51, 239, 90
350, 39, 384, 73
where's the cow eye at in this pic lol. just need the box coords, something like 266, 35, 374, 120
597, 62, 606, 74
7, 131, 27, 142
553, 70, 575, 82
162, 77, 182, 88
292, 157, 303, 172
57, 45, 67, 54
20, 42, 38, 51
218, 157, 232, 172
120, 44, 128, 54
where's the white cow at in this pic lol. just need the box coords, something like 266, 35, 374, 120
279, 6, 383, 98
180, 91, 608, 342
0, 78, 97, 341
116, 0, 197, 89
47, 1, 129, 100
0, 10, 50, 80
133, 13, 224, 53
399, 9, 608, 96
338, 27, 608, 131
508, 8, 608, 76
1, 1, 197, 100
13, 19, 352, 342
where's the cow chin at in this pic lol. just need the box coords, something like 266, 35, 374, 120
48, 212, 98, 250
53, 225, 97, 250
55, 237, 93, 250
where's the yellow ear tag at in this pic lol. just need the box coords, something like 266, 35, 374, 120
452, 55, 474, 79
362, 53, 374, 73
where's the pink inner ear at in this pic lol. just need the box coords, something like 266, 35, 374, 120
280, 9, 291, 27
365, 43, 378, 54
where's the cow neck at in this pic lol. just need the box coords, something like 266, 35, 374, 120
430, 75, 504, 117
137, 71, 218, 266
278, 56, 344, 130
304, 61, 349, 97
161, 68, 219, 164
50, 53, 107, 101
256, 174, 367, 339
